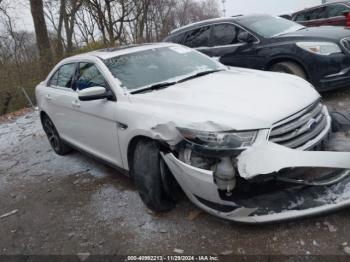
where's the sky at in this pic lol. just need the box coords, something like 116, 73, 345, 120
2, 0, 332, 33
223, 0, 325, 16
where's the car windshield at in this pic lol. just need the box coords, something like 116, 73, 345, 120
240, 15, 304, 38
104, 46, 222, 91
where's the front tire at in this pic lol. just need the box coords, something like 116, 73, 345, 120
132, 140, 175, 212
270, 61, 306, 80
41, 115, 72, 155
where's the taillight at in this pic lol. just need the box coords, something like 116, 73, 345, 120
346, 12, 350, 27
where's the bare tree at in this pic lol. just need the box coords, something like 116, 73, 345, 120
0, 0, 220, 115
63, 0, 83, 53
84, 0, 141, 45
126, 0, 219, 43
0, 0, 39, 114
30, 0, 53, 73
75, 3, 97, 44
44, 0, 83, 56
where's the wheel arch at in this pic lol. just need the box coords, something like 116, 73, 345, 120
40, 111, 49, 122
126, 134, 173, 174
127, 135, 156, 175
265, 57, 310, 80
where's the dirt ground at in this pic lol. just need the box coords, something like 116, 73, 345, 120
1, 88, 350, 257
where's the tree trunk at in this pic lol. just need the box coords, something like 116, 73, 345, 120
29, 0, 53, 75
1, 92, 12, 115
56, 0, 66, 58
105, 0, 115, 45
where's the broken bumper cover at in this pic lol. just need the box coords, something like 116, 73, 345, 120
162, 143, 350, 223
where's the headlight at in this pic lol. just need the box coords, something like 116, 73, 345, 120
177, 128, 258, 150
296, 42, 342, 56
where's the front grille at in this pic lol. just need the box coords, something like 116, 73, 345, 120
341, 37, 350, 53
269, 102, 328, 149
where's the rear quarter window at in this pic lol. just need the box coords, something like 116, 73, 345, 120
327, 4, 350, 17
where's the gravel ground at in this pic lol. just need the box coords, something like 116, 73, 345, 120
1, 88, 350, 256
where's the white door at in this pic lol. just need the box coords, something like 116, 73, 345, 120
44, 63, 80, 143
69, 62, 122, 167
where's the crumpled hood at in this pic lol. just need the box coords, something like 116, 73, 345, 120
129, 68, 320, 131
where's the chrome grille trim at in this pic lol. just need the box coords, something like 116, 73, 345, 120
269, 101, 327, 149
341, 37, 350, 53
270, 103, 323, 137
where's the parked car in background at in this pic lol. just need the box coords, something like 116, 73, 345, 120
164, 14, 350, 92
291, 1, 350, 27
36, 43, 350, 223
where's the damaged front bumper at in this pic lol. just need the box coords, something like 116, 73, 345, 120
162, 141, 350, 223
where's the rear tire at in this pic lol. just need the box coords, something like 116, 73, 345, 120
270, 61, 307, 79
132, 140, 175, 212
41, 115, 72, 155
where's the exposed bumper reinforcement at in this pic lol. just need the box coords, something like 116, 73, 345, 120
162, 142, 350, 223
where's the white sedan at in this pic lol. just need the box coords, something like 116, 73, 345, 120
36, 43, 350, 223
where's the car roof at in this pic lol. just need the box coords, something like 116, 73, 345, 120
293, 1, 350, 15
65, 42, 176, 61
169, 14, 270, 35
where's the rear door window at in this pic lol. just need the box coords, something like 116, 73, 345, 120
183, 26, 211, 48
57, 64, 76, 88
317, 6, 328, 19
49, 63, 76, 89
309, 7, 324, 20
211, 24, 242, 46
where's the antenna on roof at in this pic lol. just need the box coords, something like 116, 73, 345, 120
221, 0, 226, 17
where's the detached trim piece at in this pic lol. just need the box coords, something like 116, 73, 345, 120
238, 142, 350, 179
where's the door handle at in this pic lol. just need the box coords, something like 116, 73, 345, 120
45, 94, 52, 101
72, 100, 80, 108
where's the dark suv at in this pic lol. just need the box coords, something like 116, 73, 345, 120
164, 14, 350, 92
292, 1, 350, 27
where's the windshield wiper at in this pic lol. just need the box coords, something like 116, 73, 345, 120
178, 69, 223, 83
130, 81, 177, 94
130, 69, 223, 94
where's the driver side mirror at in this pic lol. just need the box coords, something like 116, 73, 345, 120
78, 86, 114, 101
238, 31, 256, 44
